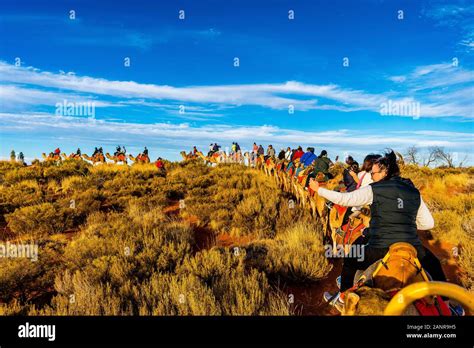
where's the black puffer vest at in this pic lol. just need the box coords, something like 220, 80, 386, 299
368, 176, 422, 248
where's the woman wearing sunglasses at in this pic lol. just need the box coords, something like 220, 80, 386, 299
309, 150, 446, 310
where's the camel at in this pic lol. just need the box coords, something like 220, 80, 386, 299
180, 151, 191, 161
275, 160, 290, 191
106, 152, 128, 164
262, 156, 276, 177
128, 153, 150, 164
82, 153, 106, 164
328, 205, 371, 254
256, 154, 265, 171
196, 150, 221, 165
61, 153, 82, 160
291, 165, 312, 208
341, 242, 474, 316
42, 153, 61, 161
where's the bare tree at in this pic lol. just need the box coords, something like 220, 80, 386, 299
458, 154, 468, 168
405, 146, 419, 165
432, 147, 455, 168
422, 147, 437, 167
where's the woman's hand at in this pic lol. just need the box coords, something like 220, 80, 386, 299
309, 178, 320, 192
349, 170, 359, 182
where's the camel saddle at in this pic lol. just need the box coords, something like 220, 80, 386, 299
372, 242, 428, 292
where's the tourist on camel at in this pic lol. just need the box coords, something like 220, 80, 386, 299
300, 147, 317, 168
286, 146, 304, 172
285, 147, 292, 161
304, 150, 333, 187
343, 160, 360, 193
278, 148, 286, 160
309, 150, 446, 312
265, 145, 276, 160
114, 146, 122, 157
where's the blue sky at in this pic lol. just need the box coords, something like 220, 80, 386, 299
0, 0, 472, 163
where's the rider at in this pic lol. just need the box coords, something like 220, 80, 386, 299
92, 147, 99, 156
266, 145, 276, 159
300, 147, 317, 168
286, 146, 304, 173
143, 147, 148, 156
252, 142, 258, 154
54, 147, 60, 156
257, 144, 264, 156
285, 147, 292, 161
76, 148, 81, 156
155, 157, 164, 169
114, 146, 122, 156
309, 150, 446, 309
304, 150, 333, 187
278, 148, 286, 160
343, 160, 360, 192
356, 154, 382, 189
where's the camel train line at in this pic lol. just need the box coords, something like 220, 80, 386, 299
181, 146, 473, 316
42, 147, 152, 165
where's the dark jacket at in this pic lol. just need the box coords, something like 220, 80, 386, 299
343, 169, 357, 192
369, 176, 422, 248
313, 156, 331, 174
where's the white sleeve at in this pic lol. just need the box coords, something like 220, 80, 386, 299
317, 186, 373, 207
416, 196, 435, 230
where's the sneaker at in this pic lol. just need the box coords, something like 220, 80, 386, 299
449, 302, 466, 316
323, 291, 339, 303
323, 291, 344, 313
336, 276, 341, 290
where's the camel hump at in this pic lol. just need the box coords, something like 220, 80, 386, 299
388, 242, 418, 258
372, 242, 425, 291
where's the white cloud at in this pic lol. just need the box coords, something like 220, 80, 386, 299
1, 112, 471, 152
1, 61, 472, 119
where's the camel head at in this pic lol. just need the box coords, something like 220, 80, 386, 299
342, 287, 392, 316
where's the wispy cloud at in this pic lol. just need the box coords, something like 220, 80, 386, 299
422, 1, 474, 52
1, 61, 472, 119
1, 112, 472, 151
1, 111, 472, 165
388, 63, 473, 118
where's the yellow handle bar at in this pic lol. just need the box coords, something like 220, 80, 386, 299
384, 281, 474, 315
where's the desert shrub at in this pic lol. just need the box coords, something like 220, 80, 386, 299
2, 165, 43, 184
0, 239, 64, 303
36, 270, 130, 315
178, 248, 242, 284
0, 180, 43, 215
61, 175, 91, 193
6, 203, 71, 237
43, 160, 90, 181
135, 273, 221, 315
244, 222, 332, 282
178, 248, 290, 315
